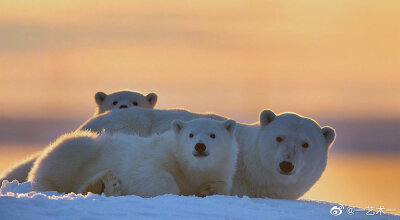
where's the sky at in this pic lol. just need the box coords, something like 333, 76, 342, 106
0, 0, 399, 122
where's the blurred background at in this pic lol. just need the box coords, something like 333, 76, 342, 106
0, 0, 399, 214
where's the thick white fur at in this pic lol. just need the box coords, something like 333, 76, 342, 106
0, 109, 223, 186
0, 154, 40, 185
29, 119, 238, 197
79, 108, 335, 199
0, 90, 157, 185
95, 90, 157, 114
79, 108, 226, 137
231, 110, 335, 199
2, 106, 335, 199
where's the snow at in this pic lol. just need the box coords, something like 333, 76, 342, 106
0, 180, 397, 220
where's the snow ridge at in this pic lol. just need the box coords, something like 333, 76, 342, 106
0, 180, 397, 220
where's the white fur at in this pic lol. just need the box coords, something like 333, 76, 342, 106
95, 90, 157, 114
80, 108, 336, 199
29, 119, 238, 197
2, 106, 335, 199
79, 108, 226, 136
0, 154, 39, 184
231, 110, 336, 199
0, 90, 158, 185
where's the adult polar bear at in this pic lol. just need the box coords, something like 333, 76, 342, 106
30, 118, 238, 197
80, 108, 336, 199
0, 90, 158, 185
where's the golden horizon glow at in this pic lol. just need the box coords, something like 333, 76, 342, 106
0, 0, 399, 121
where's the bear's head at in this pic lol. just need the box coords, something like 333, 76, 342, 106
172, 118, 237, 171
95, 90, 157, 114
256, 109, 336, 186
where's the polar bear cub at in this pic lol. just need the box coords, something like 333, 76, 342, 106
95, 90, 157, 114
29, 118, 238, 197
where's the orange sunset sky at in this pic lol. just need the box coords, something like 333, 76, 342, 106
0, 0, 399, 122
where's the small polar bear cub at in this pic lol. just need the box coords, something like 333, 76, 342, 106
95, 90, 157, 114
29, 118, 238, 197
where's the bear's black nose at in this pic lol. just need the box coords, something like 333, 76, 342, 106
279, 161, 294, 174
119, 105, 128, 109
195, 143, 206, 153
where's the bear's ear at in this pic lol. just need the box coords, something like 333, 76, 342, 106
260, 109, 276, 127
223, 120, 236, 134
95, 92, 107, 106
172, 120, 185, 135
146, 93, 158, 107
322, 126, 336, 148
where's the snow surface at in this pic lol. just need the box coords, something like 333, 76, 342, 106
0, 180, 397, 220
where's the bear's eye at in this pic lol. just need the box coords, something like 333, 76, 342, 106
276, 137, 283, 142
210, 133, 216, 139
189, 133, 194, 138
112, 101, 118, 106
133, 101, 138, 106
302, 142, 309, 149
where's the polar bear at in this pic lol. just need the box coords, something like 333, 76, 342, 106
95, 90, 157, 114
29, 118, 238, 197
79, 108, 226, 137
78, 108, 335, 199
0, 90, 158, 186
231, 110, 336, 199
